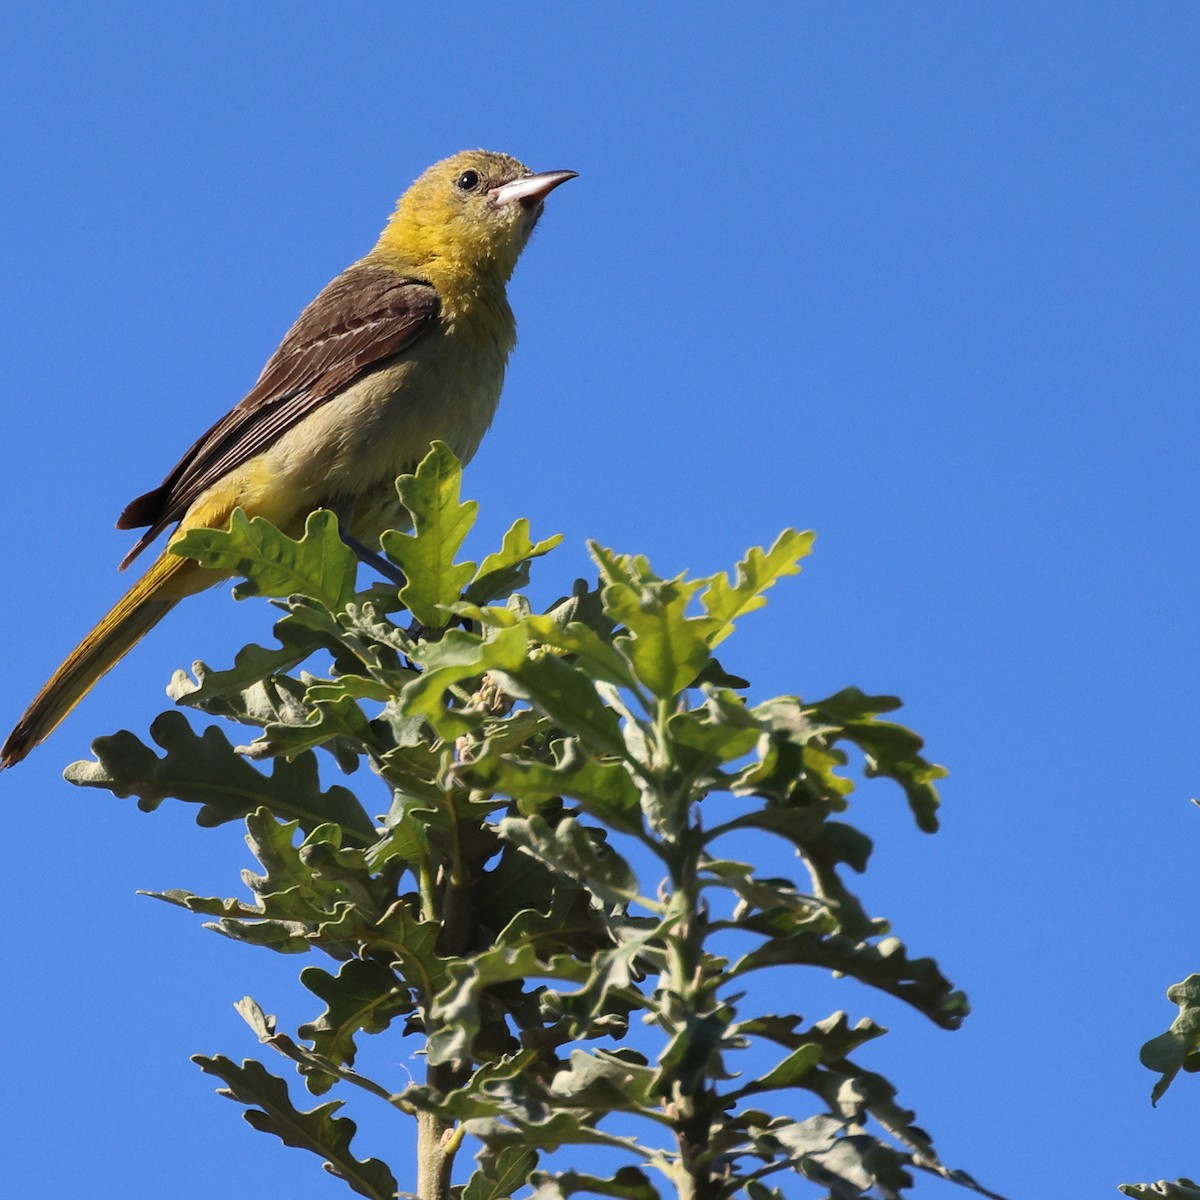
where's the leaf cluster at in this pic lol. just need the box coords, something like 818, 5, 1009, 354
67, 443, 996, 1199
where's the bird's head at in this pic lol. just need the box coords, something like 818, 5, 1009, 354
376, 150, 576, 302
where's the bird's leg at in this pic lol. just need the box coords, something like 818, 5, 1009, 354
331, 517, 430, 659
328, 513, 432, 652
331, 511, 408, 588
344, 533, 408, 588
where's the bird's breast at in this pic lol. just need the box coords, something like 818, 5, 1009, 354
243, 314, 512, 544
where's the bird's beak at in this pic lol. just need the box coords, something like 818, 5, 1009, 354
490, 169, 578, 210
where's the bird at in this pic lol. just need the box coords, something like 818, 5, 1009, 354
1, 150, 576, 768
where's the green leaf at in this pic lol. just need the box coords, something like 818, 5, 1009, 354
297, 958, 414, 1078
798, 688, 946, 833
744, 1183, 786, 1200
186, 812, 382, 954
733, 1011, 886, 1060
173, 670, 312, 733
532, 1166, 662, 1200
168, 622, 327, 711
463, 1145, 539, 1200
380, 441, 477, 627
463, 739, 643, 833
231, 996, 403, 1103
466, 517, 563, 604
400, 624, 529, 737
206, 916, 316, 954
1139, 974, 1200, 1104
330, 599, 419, 664
63, 711, 375, 844
542, 579, 615, 638
657, 1009, 734, 1095
245, 676, 385, 761
446, 604, 637, 689
846, 721, 945, 834
699, 529, 814, 646
548, 1049, 658, 1111
598, 570, 712, 699
172, 508, 357, 610
746, 1042, 821, 1093
713, 807, 880, 940
1120, 1183, 1200, 1200
701, 858, 832, 936
192, 1055, 397, 1200
738, 691, 946, 834
423, 1096, 654, 1159
497, 653, 627, 758
668, 690, 762, 770
550, 922, 666, 1038
787, 1060, 1007, 1198
742, 1113, 997, 1198
428, 941, 591, 1066
730, 931, 968, 1030
368, 898, 448, 1005
530, 1166, 660, 1200
790, 1126, 912, 1195
369, 796, 437, 871
520, 613, 640, 689
141, 888, 262, 920
499, 815, 640, 908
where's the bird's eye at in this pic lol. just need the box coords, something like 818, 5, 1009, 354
456, 169, 481, 192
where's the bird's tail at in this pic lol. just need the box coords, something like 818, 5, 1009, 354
1, 549, 215, 768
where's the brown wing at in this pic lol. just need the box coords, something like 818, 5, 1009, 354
116, 261, 440, 568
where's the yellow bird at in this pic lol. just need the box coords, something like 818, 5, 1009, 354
2, 150, 576, 768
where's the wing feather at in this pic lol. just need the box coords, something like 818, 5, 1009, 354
116, 261, 439, 568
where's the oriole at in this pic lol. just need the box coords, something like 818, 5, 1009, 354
1, 150, 575, 767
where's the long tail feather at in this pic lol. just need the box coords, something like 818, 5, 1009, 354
1, 550, 213, 768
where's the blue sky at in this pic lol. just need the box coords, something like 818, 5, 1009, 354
2, 4, 1198, 1197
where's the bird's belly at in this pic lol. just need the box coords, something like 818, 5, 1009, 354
228, 329, 506, 544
